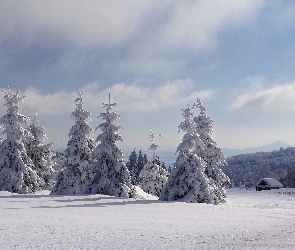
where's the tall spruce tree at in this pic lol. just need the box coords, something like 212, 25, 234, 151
194, 99, 230, 199
51, 89, 95, 195
25, 111, 56, 189
139, 129, 169, 197
82, 94, 134, 197
160, 104, 221, 204
0, 88, 42, 193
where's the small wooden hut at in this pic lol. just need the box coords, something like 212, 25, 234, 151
256, 178, 283, 191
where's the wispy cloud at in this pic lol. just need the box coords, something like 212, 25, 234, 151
0, 80, 213, 115
0, 1, 148, 47
232, 80, 295, 110
0, 0, 265, 77
156, 0, 264, 53
0, 87, 77, 116
99, 79, 213, 111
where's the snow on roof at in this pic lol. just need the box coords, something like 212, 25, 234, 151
257, 178, 283, 188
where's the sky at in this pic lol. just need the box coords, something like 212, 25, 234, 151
1, 1, 295, 154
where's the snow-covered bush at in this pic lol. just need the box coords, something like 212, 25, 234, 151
51, 90, 95, 195
160, 104, 221, 204
0, 88, 42, 193
25, 111, 56, 189
82, 94, 135, 198
139, 129, 169, 197
139, 159, 169, 197
194, 99, 230, 199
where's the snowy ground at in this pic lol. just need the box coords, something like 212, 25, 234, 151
0, 188, 295, 250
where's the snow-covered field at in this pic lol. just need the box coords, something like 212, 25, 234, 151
1, 188, 294, 250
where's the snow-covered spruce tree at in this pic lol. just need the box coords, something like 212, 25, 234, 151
0, 88, 42, 193
51, 89, 95, 195
143, 152, 148, 164
82, 94, 135, 198
126, 149, 138, 185
25, 111, 56, 189
152, 155, 165, 169
52, 151, 66, 173
193, 99, 230, 200
160, 104, 220, 204
139, 129, 169, 197
161, 161, 167, 171
136, 149, 145, 182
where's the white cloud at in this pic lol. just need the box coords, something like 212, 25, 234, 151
0, 1, 262, 47
0, 1, 151, 47
0, 81, 213, 116
157, 0, 264, 53
0, 86, 76, 116
90, 79, 213, 112
232, 81, 295, 110
0, 0, 265, 76
22, 88, 77, 115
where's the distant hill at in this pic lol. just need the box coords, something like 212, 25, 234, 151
155, 141, 292, 165
222, 140, 291, 157
122, 141, 293, 167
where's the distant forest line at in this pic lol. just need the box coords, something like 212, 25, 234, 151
223, 147, 295, 188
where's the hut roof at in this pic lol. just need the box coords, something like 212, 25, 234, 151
256, 178, 283, 188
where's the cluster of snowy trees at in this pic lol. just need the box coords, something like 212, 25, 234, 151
223, 147, 295, 188
160, 100, 229, 204
0, 88, 229, 204
0, 89, 56, 193
126, 149, 148, 185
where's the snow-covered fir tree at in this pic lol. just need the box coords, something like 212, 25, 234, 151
126, 149, 138, 185
82, 94, 135, 198
0, 88, 42, 193
139, 129, 169, 197
193, 99, 230, 199
51, 89, 95, 195
161, 161, 167, 171
25, 111, 56, 189
136, 149, 146, 183
52, 151, 66, 173
152, 155, 166, 169
143, 152, 148, 165
167, 165, 177, 174
160, 104, 222, 204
